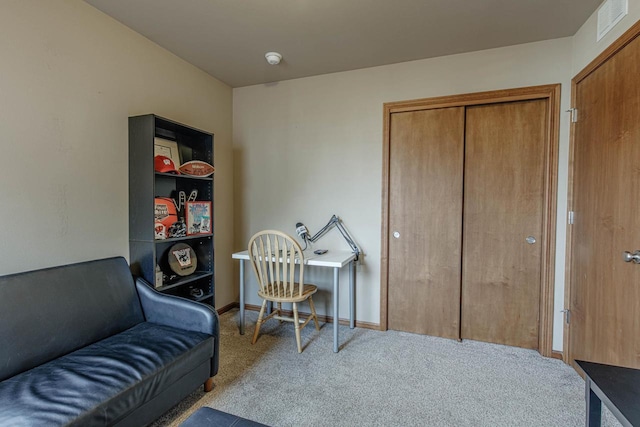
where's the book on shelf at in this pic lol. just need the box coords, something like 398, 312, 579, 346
185, 201, 212, 235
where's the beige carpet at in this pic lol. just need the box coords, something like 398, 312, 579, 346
151, 309, 621, 427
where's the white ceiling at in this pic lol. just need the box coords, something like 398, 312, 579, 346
85, 0, 602, 88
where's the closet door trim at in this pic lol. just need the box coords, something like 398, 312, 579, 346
381, 84, 560, 357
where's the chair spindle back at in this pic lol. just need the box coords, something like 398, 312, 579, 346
248, 230, 305, 299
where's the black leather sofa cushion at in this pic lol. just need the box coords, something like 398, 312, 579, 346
0, 258, 145, 382
0, 322, 213, 426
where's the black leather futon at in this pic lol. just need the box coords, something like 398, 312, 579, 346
0, 256, 219, 426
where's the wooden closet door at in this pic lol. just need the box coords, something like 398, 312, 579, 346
569, 34, 640, 368
387, 107, 464, 339
461, 100, 547, 349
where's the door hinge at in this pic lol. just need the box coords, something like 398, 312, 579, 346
567, 108, 578, 123
561, 309, 571, 324
568, 210, 574, 225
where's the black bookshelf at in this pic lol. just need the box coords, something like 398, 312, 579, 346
129, 114, 214, 306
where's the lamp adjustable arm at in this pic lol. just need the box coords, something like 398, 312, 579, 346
308, 214, 339, 242
308, 215, 360, 260
334, 220, 361, 260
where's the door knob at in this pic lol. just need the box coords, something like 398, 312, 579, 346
525, 236, 536, 244
623, 250, 640, 263
393, 231, 400, 239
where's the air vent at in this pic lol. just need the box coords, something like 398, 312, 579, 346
597, 0, 628, 41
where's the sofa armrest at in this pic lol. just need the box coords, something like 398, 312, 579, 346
135, 278, 219, 376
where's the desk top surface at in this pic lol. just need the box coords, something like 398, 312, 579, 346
232, 250, 356, 268
576, 360, 640, 426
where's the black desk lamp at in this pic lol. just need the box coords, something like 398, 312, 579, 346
295, 215, 360, 260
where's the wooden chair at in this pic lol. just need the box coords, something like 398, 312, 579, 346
248, 230, 320, 353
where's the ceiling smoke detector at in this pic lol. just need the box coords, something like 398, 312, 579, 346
265, 52, 282, 65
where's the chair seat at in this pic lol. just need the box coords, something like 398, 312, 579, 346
258, 283, 317, 303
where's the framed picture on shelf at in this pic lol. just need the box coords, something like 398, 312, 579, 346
185, 201, 212, 235
154, 137, 181, 168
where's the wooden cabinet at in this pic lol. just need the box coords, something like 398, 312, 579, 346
387, 107, 465, 340
385, 91, 556, 352
460, 100, 546, 349
568, 32, 640, 368
129, 114, 214, 306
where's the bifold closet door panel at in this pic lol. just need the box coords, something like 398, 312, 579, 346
461, 100, 546, 349
387, 107, 464, 338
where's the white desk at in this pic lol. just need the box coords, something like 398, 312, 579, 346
232, 250, 356, 352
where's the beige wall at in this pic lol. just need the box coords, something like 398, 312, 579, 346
572, 0, 640, 74
233, 38, 574, 348
4, 0, 637, 350
233, 1, 640, 351
560, 0, 640, 345
0, 1, 235, 310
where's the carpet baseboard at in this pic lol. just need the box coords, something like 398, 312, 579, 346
216, 302, 238, 315
237, 302, 381, 330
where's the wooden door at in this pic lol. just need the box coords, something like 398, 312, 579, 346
569, 34, 640, 368
387, 107, 464, 339
461, 100, 547, 349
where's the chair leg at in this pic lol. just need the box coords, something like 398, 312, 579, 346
293, 302, 302, 353
252, 299, 268, 345
309, 297, 320, 331
204, 377, 214, 392
277, 302, 283, 323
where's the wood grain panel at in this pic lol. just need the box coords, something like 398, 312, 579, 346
387, 107, 464, 338
382, 85, 559, 355
569, 34, 640, 369
462, 100, 547, 349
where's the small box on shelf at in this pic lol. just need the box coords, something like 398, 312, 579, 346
155, 265, 163, 289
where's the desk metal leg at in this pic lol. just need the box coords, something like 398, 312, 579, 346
333, 266, 339, 353
585, 378, 602, 427
239, 259, 245, 335
349, 261, 355, 329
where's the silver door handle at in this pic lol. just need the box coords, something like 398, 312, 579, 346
623, 250, 640, 263
526, 236, 536, 244
393, 231, 400, 239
